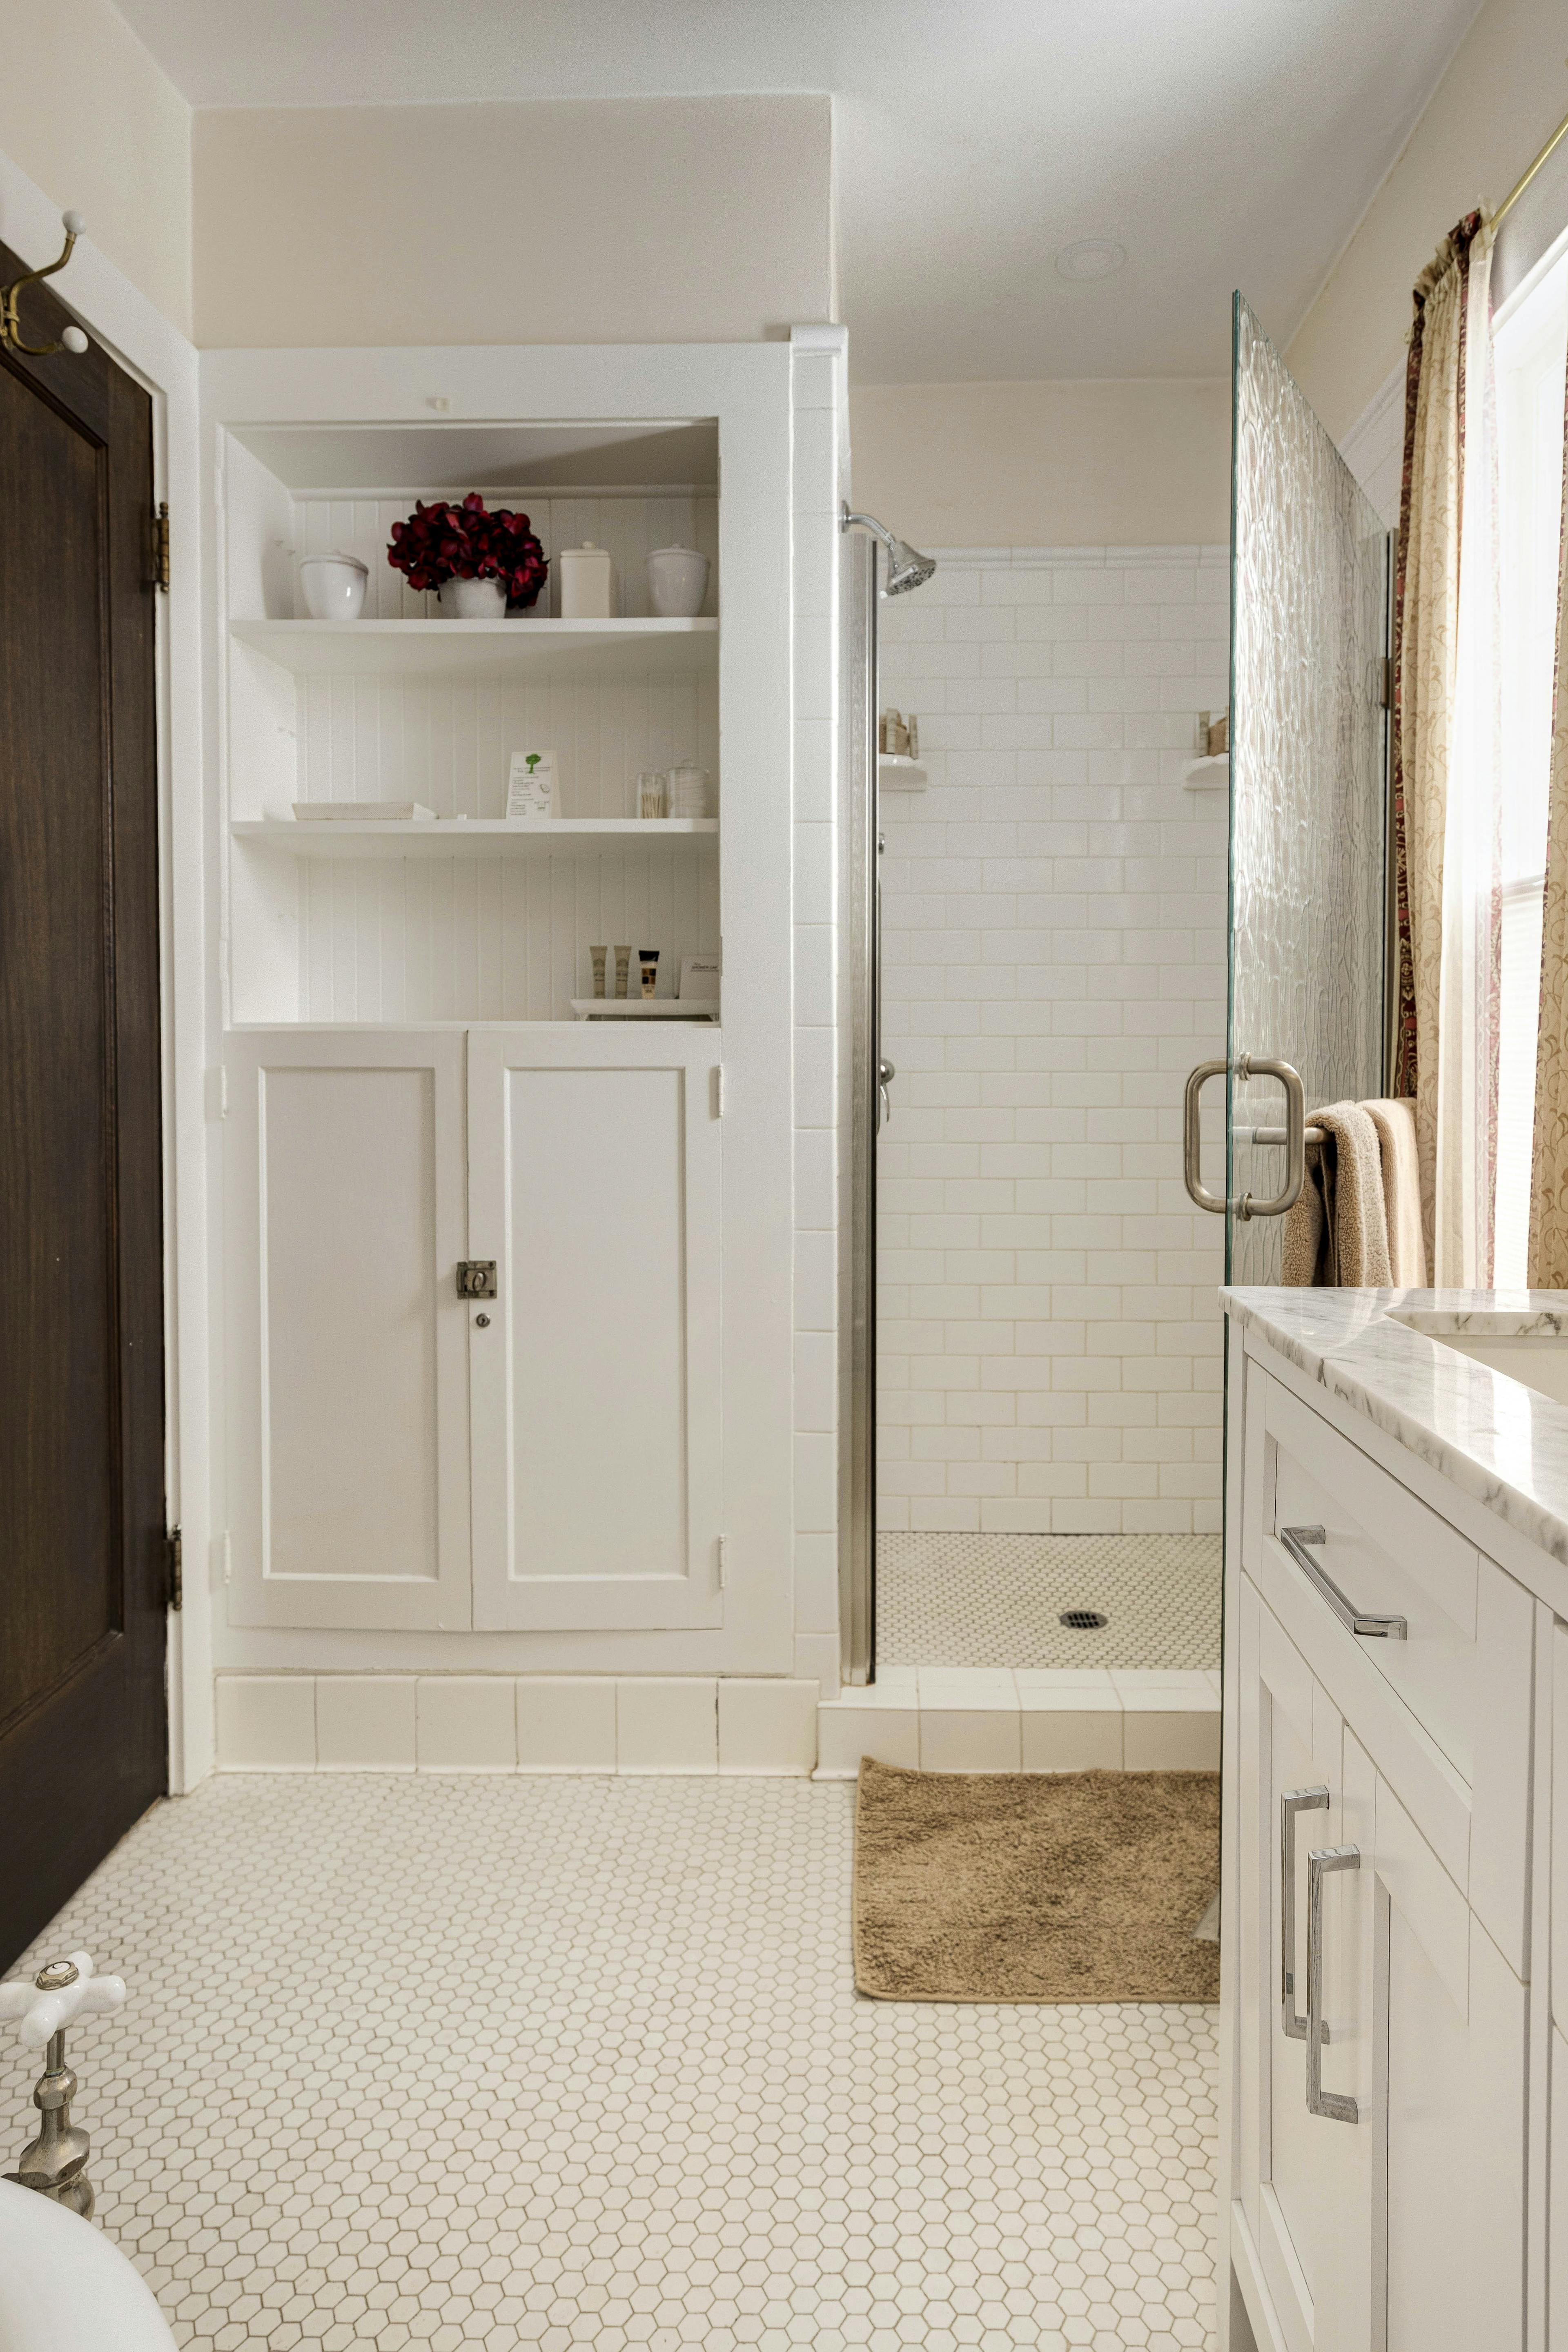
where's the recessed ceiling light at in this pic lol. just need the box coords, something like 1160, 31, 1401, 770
1055, 239, 1127, 282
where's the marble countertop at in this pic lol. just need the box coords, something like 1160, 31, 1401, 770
1222, 1287, 1568, 1566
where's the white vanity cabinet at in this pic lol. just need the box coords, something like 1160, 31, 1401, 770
1225, 1330, 1535, 2352
225, 1025, 724, 1634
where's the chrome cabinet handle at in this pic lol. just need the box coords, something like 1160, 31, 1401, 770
878, 1056, 895, 1131
1182, 1059, 1228, 1214
1281, 1786, 1328, 2039
1279, 1523, 1408, 1641
1232, 1054, 1306, 1222
1306, 1845, 1361, 2123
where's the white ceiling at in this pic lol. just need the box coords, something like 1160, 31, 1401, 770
118, 0, 1482, 381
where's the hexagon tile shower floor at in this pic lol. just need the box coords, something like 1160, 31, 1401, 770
2, 1775, 1219, 2351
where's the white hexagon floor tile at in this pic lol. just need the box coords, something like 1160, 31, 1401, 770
2, 1776, 1218, 2350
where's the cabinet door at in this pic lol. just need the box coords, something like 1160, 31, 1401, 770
1367, 1763, 1524, 2352
1238, 1577, 1371, 2352
224, 1030, 472, 1628
468, 1027, 723, 1631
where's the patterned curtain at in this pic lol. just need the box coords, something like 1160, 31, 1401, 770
1392, 213, 1501, 1279
1528, 365, 1568, 1284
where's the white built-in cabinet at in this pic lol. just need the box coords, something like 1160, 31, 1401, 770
1225, 1336, 1535, 2352
225, 1026, 722, 1634
465, 1025, 723, 1633
204, 343, 802, 1671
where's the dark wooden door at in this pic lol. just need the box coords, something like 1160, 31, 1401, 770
0, 243, 167, 1967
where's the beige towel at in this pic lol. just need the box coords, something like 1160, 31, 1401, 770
1361, 1098, 1427, 1285
1281, 1101, 1393, 1287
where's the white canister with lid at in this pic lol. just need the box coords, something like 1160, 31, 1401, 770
558, 542, 619, 619
646, 546, 710, 619
299, 551, 369, 621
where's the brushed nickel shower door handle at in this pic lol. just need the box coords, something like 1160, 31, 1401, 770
1281, 1785, 1329, 2040
1279, 1524, 1408, 1641
1182, 1059, 1228, 1213
1231, 1054, 1307, 1222
1306, 1844, 1361, 2123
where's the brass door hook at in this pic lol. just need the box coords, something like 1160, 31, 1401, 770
1, 212, 89, 358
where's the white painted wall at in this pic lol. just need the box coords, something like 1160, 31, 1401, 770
192, 97, 835, 348
0, 0, 192, 333
849, 379, 1231, 553
1287, 0, 1568, 442
875, 545, 1229, 1537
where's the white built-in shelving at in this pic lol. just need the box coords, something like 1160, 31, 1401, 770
233, 818, 718, 861
220, 420, 724, 1025
232, 617, 717, 680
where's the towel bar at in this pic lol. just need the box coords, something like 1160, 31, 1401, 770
1251, 1124, 1326, 1147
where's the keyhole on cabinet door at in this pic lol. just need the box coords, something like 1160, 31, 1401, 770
474, 1314, 490, 1328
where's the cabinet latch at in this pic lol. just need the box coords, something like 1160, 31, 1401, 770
456, 1260, 497, 1300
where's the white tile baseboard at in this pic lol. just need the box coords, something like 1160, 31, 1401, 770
815, 1668, 1221, 1777
216, 1673, 820, 1777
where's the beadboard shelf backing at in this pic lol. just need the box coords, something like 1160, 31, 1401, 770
234, 818, 718, 862
232, 617, 718, 680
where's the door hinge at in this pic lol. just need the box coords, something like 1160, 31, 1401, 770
1379, 654, 1392, 709
712, 1065, 724, 1118
166, 1524, 183, 1611
718, 1533, 729, 1588
153, 501, 169, 592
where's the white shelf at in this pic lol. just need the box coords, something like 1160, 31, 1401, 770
570, 998, 720, 1022
230, 616, 719, 679
878, 755, 927, 790
233, 818, 719, 862
1182, 754, 1229, 791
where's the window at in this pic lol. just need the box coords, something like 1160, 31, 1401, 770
1491, 244, 1567, 1284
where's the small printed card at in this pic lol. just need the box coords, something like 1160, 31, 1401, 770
679, 952, 721, 1001
506, 748, 559, 820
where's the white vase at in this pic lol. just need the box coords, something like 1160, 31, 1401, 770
646, 546, 710, 618
438, 577, 507, 620
299, 552, 368, 621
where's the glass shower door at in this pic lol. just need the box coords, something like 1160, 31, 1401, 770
1185, 296, 1388, 1273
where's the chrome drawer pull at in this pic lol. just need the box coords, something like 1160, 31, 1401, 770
1306, 1844, 1360, 2123
1279, 1523, 1408, 1642
1281, 1786, 1329, 2039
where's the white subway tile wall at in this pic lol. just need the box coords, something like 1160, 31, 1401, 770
875, 547, 1229, 1537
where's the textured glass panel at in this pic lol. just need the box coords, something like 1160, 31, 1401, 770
1228, 298, 1389, 1281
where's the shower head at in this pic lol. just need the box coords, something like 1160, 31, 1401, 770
840, 503, 938, 595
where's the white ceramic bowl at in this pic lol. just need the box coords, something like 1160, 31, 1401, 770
646, 546, 710, 619
299, 552, 368, 622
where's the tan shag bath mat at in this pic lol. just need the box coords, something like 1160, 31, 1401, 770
853, 1759, 1220, 2002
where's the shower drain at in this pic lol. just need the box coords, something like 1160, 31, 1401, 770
1059, 1609, 1109, 1632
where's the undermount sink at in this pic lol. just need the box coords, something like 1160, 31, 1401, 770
1389, 1314, 1568, 1408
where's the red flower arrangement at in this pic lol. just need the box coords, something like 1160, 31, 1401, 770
386, 493, 549, 605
